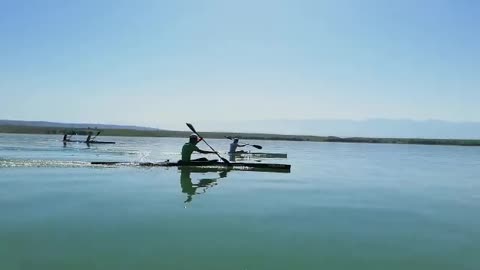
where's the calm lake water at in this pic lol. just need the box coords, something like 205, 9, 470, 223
1, 133, 480, 269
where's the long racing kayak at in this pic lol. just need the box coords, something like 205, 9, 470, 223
91, 160, 291, 172
64, 140, 116, 144
228, 152, 287, 158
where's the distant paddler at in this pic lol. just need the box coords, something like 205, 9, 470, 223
62, 133, 69, 146
63, 132, 74, 143
225, 136, 263, 152
86, 131, 101, 143
86, 132, 93, 143
228, 138, 247, 154
181, 134, 218, 162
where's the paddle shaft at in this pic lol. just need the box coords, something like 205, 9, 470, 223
91, 131, 101, 141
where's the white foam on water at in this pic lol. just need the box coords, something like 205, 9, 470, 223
0, 159, 92, 168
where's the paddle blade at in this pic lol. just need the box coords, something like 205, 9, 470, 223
225, 136, 233, 140
252, 144, 263, 149
186, 123, 197, 133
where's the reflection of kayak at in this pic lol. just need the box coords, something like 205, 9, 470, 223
91, 160, 291, 173
228, 152, 287, 158
178, 166, 232, 174
64, 140, 116, 144
87, 141, 116, 144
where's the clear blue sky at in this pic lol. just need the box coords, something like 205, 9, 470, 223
0, 0, 479, 129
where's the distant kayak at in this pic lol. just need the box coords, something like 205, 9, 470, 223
64, 140, 116, 144
86, 141, 116, 144
62, 129, 116, 145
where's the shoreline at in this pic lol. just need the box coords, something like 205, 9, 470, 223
1, 125, 480, 147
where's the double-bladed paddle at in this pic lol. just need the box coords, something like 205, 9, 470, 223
91, 131, 101, 141
186, 123, 230, 164
225, 136, 263, 150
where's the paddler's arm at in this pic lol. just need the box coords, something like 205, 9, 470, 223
192, 144, 217, 154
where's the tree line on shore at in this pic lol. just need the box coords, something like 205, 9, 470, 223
1, 125, 479, 146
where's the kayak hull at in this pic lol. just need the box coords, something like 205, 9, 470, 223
87, 141, 116, 144
228, 152, 287, 158
91, 160, 291, 173
64, 140, 116, 144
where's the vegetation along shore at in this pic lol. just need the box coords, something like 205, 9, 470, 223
1, 124, 480, 147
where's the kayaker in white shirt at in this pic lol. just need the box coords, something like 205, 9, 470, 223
229, 138, 247, 153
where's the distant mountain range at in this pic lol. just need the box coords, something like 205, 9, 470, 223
0, 120, 160, 131
199, 119, 480, 139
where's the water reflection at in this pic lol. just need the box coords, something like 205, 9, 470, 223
228, 153, 237, 162
179, 167, 230, 204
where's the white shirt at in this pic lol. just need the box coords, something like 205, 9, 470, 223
229, 142, 240, 153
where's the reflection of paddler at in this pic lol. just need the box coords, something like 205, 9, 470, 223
179, 167, 229, 203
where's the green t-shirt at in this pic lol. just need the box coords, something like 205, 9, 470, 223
181, 142, 200, 161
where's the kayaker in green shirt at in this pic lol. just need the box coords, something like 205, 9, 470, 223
181, 134, 217, 162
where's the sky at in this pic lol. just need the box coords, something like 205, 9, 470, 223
0, 0, 479, 130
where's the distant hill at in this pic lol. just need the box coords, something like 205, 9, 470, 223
1, 119, 480, 146
199, 119, 480, 140
3, 118, 480, 140
0, 120, 160, 131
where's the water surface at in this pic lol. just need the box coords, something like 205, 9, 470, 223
1, 134, 479, 269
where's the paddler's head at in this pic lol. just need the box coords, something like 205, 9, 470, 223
189, 134, 199, 144
233, 138, 239, 143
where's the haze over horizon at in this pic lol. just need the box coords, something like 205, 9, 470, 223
1, 1, 479, 132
